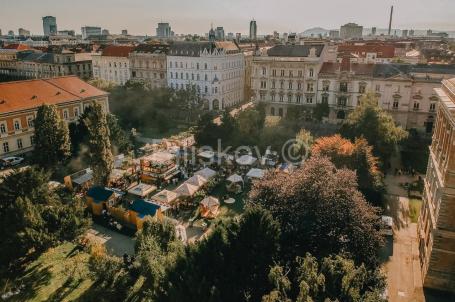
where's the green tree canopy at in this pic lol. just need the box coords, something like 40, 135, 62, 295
249, 156, 384, 267
340, 93, 408, 164
33, 104, 71, 168
83, 103, 114, 186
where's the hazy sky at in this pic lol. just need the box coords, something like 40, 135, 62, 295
1, 0, 454, 35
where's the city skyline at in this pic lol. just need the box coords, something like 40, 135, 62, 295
1, 0, 455, 36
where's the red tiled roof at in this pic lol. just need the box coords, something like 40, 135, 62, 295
3, 43, 31, 50
0, 76, 108, 114
101, 45, 135, 57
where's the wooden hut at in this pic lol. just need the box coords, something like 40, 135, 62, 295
86, 186, 115, 215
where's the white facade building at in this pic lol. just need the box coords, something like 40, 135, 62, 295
92, 45, 135, 85
167, 41, 245, 110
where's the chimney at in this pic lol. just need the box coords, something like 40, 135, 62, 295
388, 6, 393, 36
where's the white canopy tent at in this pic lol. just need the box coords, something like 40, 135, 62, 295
236, 154, 257, 166
227, 174, 243, 183
194, 167, 217, 180
186, 175, 208, 187
246, 168, 265, 179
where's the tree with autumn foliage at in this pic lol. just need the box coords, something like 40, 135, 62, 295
340, 93, 408, 164
311, 135, 384, 206
249, 156, 383, 267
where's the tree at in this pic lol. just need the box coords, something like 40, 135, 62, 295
312, 135, 384, 206
249, 156, 384, 267
33, 104, 71, 168
293, 129, 314, 160
83, 103, 114, 186
313, 101, 330, 122
262, 253, 386, 302
106, 114, 132, 154
161, 206, 281, 302
340, 93, 408, 164
0, 168, 90, 267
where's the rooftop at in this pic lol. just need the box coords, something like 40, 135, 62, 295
168, 41, 240, 57
266, 44, 324, 57
101, 45, 135, 57
0, 76, 108, 114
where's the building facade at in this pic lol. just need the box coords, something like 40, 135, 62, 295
251, 44, 326, 117
129, 44, 169, 89
340, 23, 363, 40
249, 20, 257, 41
418, 78, 455, 292
92, 45, 135, 85
0, 76, 109, 157
42, 16, 57, 36
167, 41, 245, 110
0, 48, 92, 80
156, 23, 172, 38
81, 26, 102, 40
317, 61, 455, 133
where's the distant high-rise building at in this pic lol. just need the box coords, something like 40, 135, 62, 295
340, 23, 363, 39
371, 27, 377, 36
409, 29, 415, 36
427, 29, 433, 37
8, 30, 14, 36
42, 16, 57, 36
121, 29, 128, 35
227, 32, 234, 40
329, 30, 340, 39
273, 31, 279, 40
236, 33, 242, 43
402, 29, 409, 37
249, 20, 257, 40
156, 22, 172, 38
18, 28, 30, 36
81, 26, 102, 39
102, 29, 110, 35
58, 30, 75, 36
215, 26, 225, 40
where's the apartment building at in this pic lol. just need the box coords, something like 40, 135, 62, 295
0, 76, 109, 157
418, 78, 455, 292
251, 44, 326, 117
317, 60, 455, 133
129, 43, 169, 89
167, 41, 244, 110
92, 45, 135, 85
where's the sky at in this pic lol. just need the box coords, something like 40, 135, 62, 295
1, 0, 454, 36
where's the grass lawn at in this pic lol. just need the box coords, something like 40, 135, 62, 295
409, 198, 422, 223
210, 181, 247, 218
0, 242, 95, 302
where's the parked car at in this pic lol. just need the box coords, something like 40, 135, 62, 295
0, 156, 24, 168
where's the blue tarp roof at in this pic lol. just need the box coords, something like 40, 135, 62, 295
87, 186, 114, 203
129, 199, 160, 217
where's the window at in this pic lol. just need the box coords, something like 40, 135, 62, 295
197, 63, 200, 70
278, 108, 283, 117
271, 94, 275, 101
170, 62, 173, 68
340, 82, 348, 92
272, 81, 276, 89
279, 95, 284, 102
260, 92, 265, 101
297, 82, 302, 90
288, 82, 293, 90
413, 102, 420, 110
323, 82, 329, 91
197, 74, 200, 81
306, 96, 313, 104
298, 70, 303, 77
375, 84, 380, 92
14, 120, 20, 130
287, 94, 292, 102
271, 107, 275, 116
393, 99, 399, 109
281, 70, 285, 77
192, 73, 194, 80
205, 86, 208, 93
262, 67, 266, 76
17, 138, 23, 149
27, 117, 34, 128
429, 103, 436, 112
3, 142, 9, 153
30, 135, 35, 145
289, 71, 293, 77
322, 95, 328, 104
0, 123, 6, 134
359, 83, 366, 94
338, 97, 347, 106
272, 69, 276, 77
74, 108, 79, 117
296, 95, 301, 103
204, 63, 207, 69
170, 72, 173, 79
307, 83, 314, 92
260, 81, 267, 89
309, 69, 314, 77
63, 110, 69, 120
205, 74, 208, 81
280, 81, 284, 89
